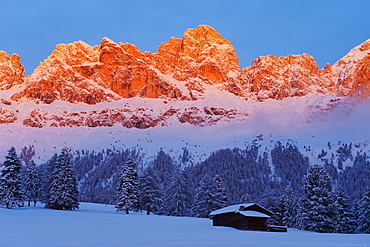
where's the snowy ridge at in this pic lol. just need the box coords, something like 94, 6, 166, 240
0, 91, 369, 167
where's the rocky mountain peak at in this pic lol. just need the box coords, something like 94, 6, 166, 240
146, 25, 240, 85
34, 41, 100, 73
0, 26, 369, 107
320, 38, 370, 99
240, 53, 320, 100
0, 51, 25, 90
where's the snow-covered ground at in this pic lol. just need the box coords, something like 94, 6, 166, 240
1, 203, 369, 246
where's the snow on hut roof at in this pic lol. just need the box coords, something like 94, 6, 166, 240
209, 203, 273, 217
239, 210, 270, 218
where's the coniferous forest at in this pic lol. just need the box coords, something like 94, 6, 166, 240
0, 141, 370, 234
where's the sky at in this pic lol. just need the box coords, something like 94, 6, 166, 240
1, 0, 369, 74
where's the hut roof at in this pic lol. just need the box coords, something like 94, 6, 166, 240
239, 210, 270, 218
209, 203, 273, 218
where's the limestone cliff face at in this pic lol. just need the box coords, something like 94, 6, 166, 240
320, 39, 370, 100
1, 25, 370, 107
11, 25, 242, 104
239, 53, 320, 100
95, 37, 184, 99
145, 25, 240, 85
11, 41, 119, 104
0, 52, 25, 90
12, 37, 186, 104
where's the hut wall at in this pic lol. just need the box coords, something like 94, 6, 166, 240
247, 217, 267, 231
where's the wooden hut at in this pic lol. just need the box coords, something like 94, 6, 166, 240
209, 203, 274, 231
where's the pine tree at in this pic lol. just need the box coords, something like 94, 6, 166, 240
116, 156, 140, 214
140, 166, 163, 215
39, 154, 57, 204
24, 160, 40, 207
240, 193, 252, 204
46, 149, 79, 210
192, 175, 214, 218
356, 187, 370, 233
212, 175, 228, 210
297, 164, 336, 233
335, 187, 356, 233
0, 147, 24, 209
165, 168, 188, 216
282, 185, 295, 227
269, 193, 284, 226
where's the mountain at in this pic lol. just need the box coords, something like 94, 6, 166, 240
4, 25, 369, 106
0, 25, 369, 159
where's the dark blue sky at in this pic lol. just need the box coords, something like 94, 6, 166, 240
1, 0, 369, 74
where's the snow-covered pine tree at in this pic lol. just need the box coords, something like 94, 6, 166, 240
335, 187, 356, 233
38, 154, 57, 204
192, 175, 214, 218
165, 168, 188, 216
116, 156, 140, 214
0, 147, 24, 209
297, 164, 336, 233
282, 185, 295, 227
269, 193, 284, 226
356, 187, 370, 233
24, 160, 40, 207
46, 149, 79, 210
240, 193, 252, 204
140, 166, 163, 215
212, 175, 228, 210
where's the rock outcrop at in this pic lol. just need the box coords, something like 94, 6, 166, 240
144, 25, 240, 84
11, 41, 122, 104
320, 38, 370, 100
0, 52, 25, 90
22, 106, 249, 128
240, 53, 321, 100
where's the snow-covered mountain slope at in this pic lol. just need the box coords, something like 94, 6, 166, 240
0, 88, 369, 166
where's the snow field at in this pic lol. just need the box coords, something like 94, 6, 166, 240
1, 203, 369, 247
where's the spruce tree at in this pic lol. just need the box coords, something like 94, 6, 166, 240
212, 175, 228, 210
192, 175, 214, 218
140, 166, 163, 215
297, 164, 336, 232
24, 160, 40, 207
165, 168, 188, 216
0, 147, 24, 209
240, 193, 252, 204
116, 157, 140, 214
282, 185, 295, 227
39, 154, 57, 204
335, 187, 356, 233
356, 187, 370, 233
46, 149, 79, 210
269, 194, 284, 226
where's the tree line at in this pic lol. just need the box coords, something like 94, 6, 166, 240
0, 142, 370, 234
